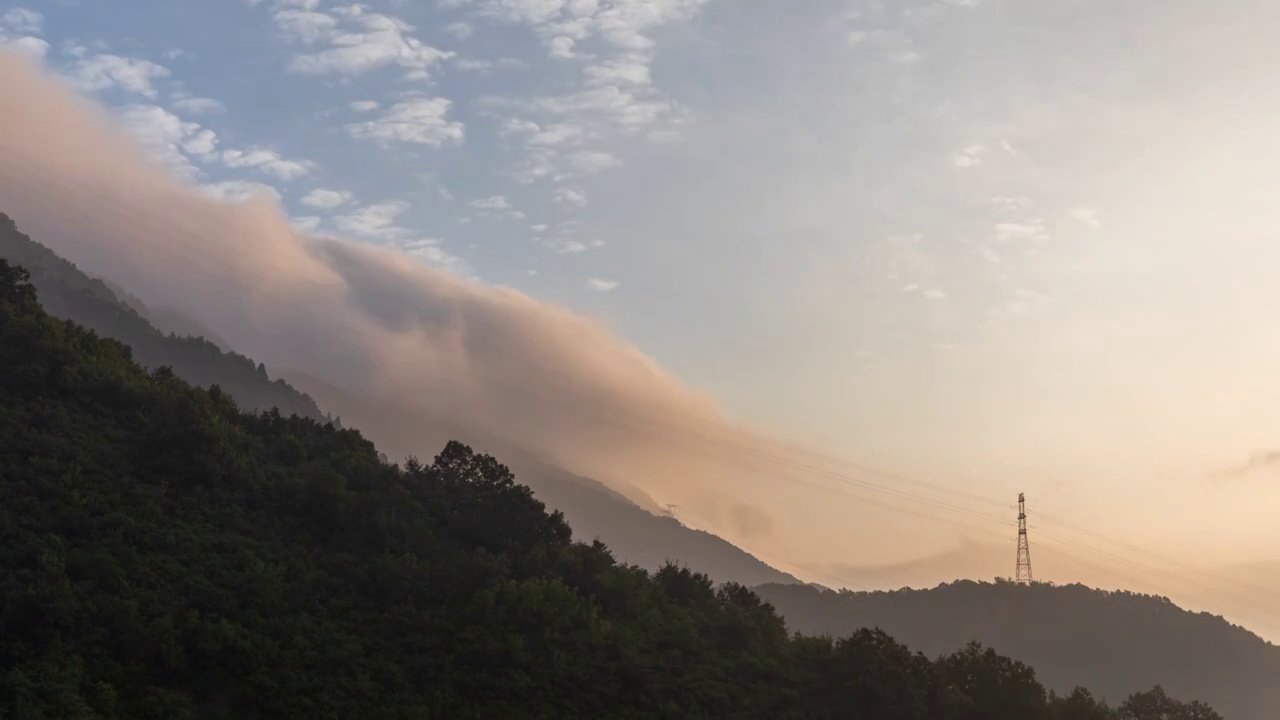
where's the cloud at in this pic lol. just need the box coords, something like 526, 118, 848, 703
584, 56, 651, 86
171, 96, 226, 115
400, 237, 470, 276
952, 144, 984, 167
469, 195, 511, 210
554, 187, 587, 206
1070, 206, 1101, 229
345, 98, 465, 146
2, 8, 42, 34
291, 215, 322, 232
1213, 451, 1280, 482
445, 22, 473, 39
1, 36, 47, 59
202, 180, 282, 203
567, 149, 621, 173
274, 9, 338, 44
0, 53, 810, 575
349, 100, 380, 112
585, 277, 620, 291
115, 104, 218, 181
548, 36, 576, 58
332, 200, 412, 240
279, 5, 453, 81
0, 9, 46, 59
72, 54, 170, 98
220, 148, 317, 181
993, 221, 1049, 242
300, 188, 354, 209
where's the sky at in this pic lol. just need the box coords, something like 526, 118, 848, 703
1, 0, 1279, 638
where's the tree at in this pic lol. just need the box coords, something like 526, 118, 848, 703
1119, 686, 1224, 720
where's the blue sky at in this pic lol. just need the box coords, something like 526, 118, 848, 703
5, 0, 1280, 579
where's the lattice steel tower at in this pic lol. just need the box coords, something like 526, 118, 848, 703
1015, 493, 1034, 584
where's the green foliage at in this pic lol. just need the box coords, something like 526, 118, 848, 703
0, 214, 329, 423
0, 258, 1220, 719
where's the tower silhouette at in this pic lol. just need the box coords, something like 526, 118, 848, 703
1015, 492, 1034, 584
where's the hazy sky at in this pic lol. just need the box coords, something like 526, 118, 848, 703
2, 0, 1279, 637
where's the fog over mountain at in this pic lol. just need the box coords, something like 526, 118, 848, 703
0, 52, 819, 561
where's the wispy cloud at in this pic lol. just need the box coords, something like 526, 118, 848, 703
586, 277, 620, 291
345, 98, 465, 146
1213, 451, 1280, 482
300, 188, 354, 209
72, 54, 170, 98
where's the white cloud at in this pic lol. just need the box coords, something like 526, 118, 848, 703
586, 277, 619, 291
923, 289, 947, 300
300, 188, 354, 209
568, 149, 621, 173
584, 56, 651, 86
333, 201, 411, 239
115, 104, 217, 181
220, 148, 317, 181
291, 215, 323, 232
400, 238, 470, 276
994, 221, 1050, 242
554, 187, 588, 206
952, 144, 985, 167
346, 98, 465, 146
556, 239, 588, 253
72, 54, 170, 98
172, 96, 226, 114
548, 36, 576, 58
1070, 206, 1101, 229
503, 118, 586, 147
530, 223, 549, 232
202, 180, 282, 204
1, 8, 42, 33
446, 22, 473, 39
284, 6, 453, 81
274, 10, 337, 43
990, 195, 1031, 211
470, 195, 511, 209
1, 35, 47, 59
349, 100, 380, 112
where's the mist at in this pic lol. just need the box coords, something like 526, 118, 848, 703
0, 51, 799, 550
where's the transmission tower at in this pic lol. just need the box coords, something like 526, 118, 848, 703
1015, 492, 1034, 584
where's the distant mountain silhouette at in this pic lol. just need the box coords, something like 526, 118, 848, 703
756, 579, 1280, 720
0, 213, 330, 423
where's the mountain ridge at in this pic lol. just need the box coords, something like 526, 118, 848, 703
755, 578, 1279, 719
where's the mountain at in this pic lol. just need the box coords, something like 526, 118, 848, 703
285, 369, 804, 587
0, 212, 329, 423
0, 257, 1218, 719
503, 455, 803, 587
756, 579, 1279, 720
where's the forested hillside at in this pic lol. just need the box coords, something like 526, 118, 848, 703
288, 367, 805, 588
0, 213, 328, 423
758, 579, 1278, 719
0, 259, 1219, 718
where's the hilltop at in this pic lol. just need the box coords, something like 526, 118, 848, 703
756, 579, 1278, 719
0, 213, 330, 424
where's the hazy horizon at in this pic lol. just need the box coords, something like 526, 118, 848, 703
0, 0, 1277, 645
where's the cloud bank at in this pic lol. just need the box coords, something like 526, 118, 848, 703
0, 52, 784, 545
